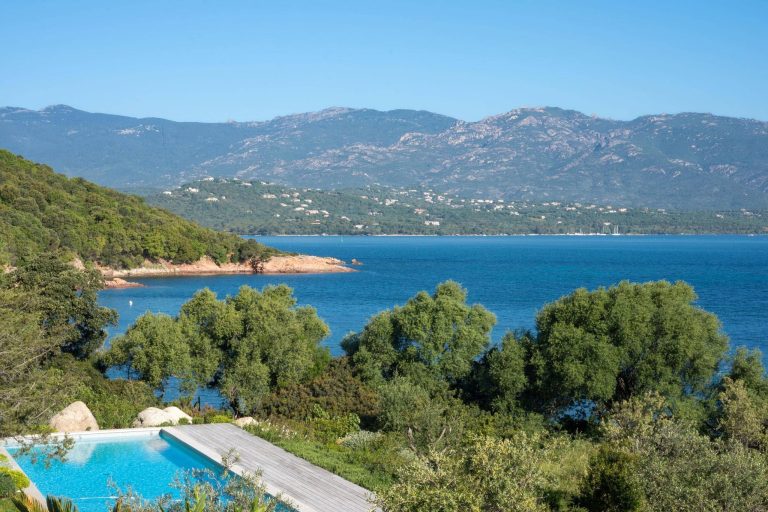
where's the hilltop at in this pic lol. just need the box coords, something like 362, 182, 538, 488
2, 106, 767, 210
0, 105, 454, 189
0, 150, 348, 276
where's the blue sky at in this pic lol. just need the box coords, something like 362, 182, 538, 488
1, 0, 766, 122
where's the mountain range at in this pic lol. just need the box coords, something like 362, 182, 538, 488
2, 105, 767, 209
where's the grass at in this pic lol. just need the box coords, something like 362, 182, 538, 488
244, 422, 401, 492
0, 498, 16, 512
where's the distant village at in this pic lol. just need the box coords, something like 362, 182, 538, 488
153, 177, 765, 235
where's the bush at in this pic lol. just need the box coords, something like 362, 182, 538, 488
375, 433, 556, 512
0, 468, 28, 490
309, 406, 360, 443
78, 379, 158, 429
244, 420, 401, 491
204, 413, 234, 424
601, 393, 768, 511
50, 355, 158, 428
576, 446, 644, 512
262, 358, 380, 426
0, 473, 15, 498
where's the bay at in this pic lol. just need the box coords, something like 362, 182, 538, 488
100, 235, 768, 360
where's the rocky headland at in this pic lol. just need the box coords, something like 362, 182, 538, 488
102, 254, 353, 288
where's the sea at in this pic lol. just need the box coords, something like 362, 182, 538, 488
100, 236, 768, 361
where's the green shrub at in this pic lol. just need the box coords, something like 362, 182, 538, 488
0, 468, 28, 491
244, 420, 401, 491
576, 446, 645, 512
309, 406, 361, 443
77, 379, 158, 429
205, 414, 234, 424
49, 355, 158, 428
262, 358, 380, 426
0, 474, 15, 498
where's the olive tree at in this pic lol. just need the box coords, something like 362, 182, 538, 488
470, 331, 530, 413
101, 313, 193, 395
530, 281, 728, 410
103, 285, 330, 415
343, 281, 496, 388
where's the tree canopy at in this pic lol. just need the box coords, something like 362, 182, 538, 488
342, 280, 496, 388
0, 288, 70, 437
0, 150, 279, 268
528, 280, 728, 409
5, 273, 766, 512
5, 254, 117, 359
103, 285, 331, 415
0, 261, 156, 438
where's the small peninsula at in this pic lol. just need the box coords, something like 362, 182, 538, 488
101, 255, 353, 288
0, 150, 353, 285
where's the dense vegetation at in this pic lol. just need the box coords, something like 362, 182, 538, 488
148, 179, 768, 235
103, 285, 331, 414
0, 255, 158, 439
0, 254, 290, 511
3, 244, 768, 511
0, 151, 279, 268
94, 279, 768, 511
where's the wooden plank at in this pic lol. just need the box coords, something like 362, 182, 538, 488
164, 424, 378, 512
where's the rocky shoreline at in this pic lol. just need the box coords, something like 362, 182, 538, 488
102, 255, 354, 288
103, 277, 145, 289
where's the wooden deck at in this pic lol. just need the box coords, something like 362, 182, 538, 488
164, 424, 377, 512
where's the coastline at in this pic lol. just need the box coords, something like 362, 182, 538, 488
252, 232, 766, 237
102, 255, 354, 289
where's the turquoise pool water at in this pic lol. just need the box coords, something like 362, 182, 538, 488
8, 432, 228, 512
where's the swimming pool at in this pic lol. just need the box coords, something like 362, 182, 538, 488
7, 430, 229, 512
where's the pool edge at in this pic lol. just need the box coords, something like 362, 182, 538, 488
160, 428, 285, 497
2, 427, 162, 448
0, 445, 45, 504
1, 428, 163, 507
3, 427, 306, 511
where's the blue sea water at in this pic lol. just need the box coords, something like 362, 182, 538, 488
8, 432, 226, 512
100, 236, 768, 359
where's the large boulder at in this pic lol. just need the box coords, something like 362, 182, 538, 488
132, 406, 192, 427
163, 406, 192, 424
50, 401, 99, 432
132, 407, 172, 427
234, 416, 257, 428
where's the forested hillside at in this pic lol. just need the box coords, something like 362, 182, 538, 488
148, 178, 768, 235
0, 150, 278, 268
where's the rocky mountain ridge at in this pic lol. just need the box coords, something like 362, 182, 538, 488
1, 105, 767, 209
